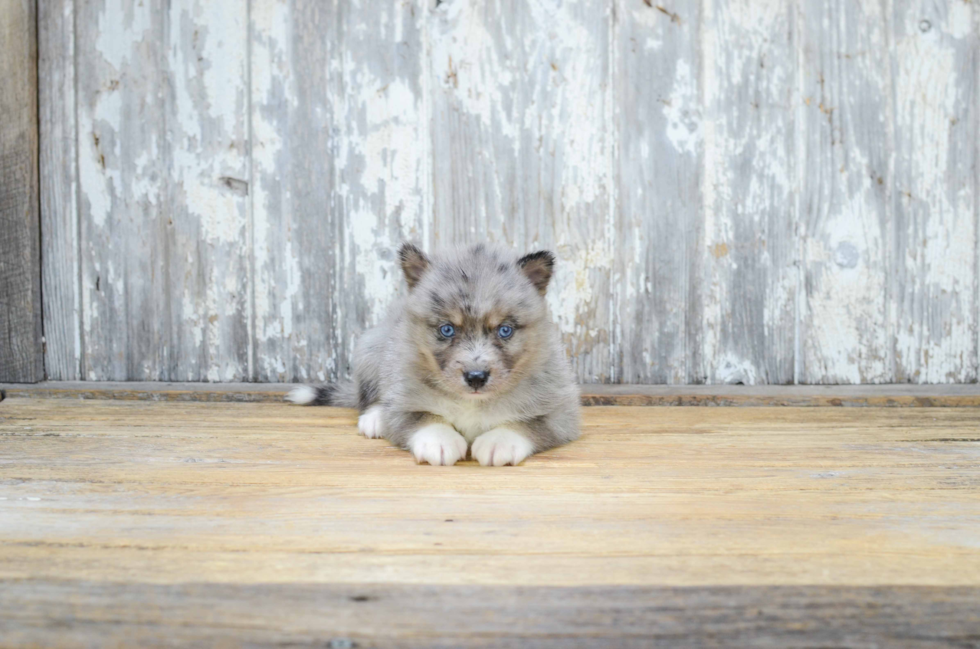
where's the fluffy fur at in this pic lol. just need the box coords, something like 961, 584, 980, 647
288, 243, 580, 466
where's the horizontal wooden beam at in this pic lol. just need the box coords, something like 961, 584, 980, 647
2, 381, 979, 406
3, 581, 978, 647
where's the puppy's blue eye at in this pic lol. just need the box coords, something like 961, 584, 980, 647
439, 324, 455, 338
497, 325, 514, 339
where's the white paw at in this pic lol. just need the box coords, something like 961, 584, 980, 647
358, 406, 385, 439
410, 424, 468, 466
471, 428, 534, 467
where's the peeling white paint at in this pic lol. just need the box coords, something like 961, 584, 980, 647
94, 0, 152, 73
713, 352, 760, 385
47, 0, 980, 384
430, 0, 519, 146
664, 59, 701, 155
342, 69, 424, 319
891, 0, 976, 383
548, 239, 613, 342
250, 0, 302, 381
699, 0, 797, 384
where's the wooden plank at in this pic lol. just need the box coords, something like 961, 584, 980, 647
251, 1, 427, 381
334, 0, 427, 366
428, 0, 614, 382
250, 0, 427, 383
976, 2, 980, 385
163, 0, 251, 381
1, 400, 979, 588
4, 381, 980, 406
75, 0, 249, 381
75, 0, 167, 380
699, 0, 796, 385
799, 0, 893, 383
38, 0, 81, 381
0, 0, 42, 383
2, 582, 978, 648
615, 0, 701, 384
891, 0, 978, 383
250, 0, 342, 383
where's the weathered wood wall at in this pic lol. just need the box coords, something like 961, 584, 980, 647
37, 0, 980, 385
1, 0, 43, 383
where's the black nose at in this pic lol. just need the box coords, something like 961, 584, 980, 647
464, 370, 489, 390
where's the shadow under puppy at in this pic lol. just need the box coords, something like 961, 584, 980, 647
288, 243, 580, 466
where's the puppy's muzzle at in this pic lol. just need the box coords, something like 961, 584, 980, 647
464, 370, 489, 390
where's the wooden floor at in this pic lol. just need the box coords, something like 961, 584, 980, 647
2, 398, 979, 646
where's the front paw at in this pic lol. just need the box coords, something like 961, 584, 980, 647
472, 428, 534, 467
357, 405, 384, 439
410, 424, 468, 466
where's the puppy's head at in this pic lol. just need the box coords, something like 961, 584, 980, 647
399, 243, 555, 400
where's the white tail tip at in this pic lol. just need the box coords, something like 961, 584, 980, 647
285, 385, 317, 405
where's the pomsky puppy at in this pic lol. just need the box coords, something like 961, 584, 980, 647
287, 243, 580, 466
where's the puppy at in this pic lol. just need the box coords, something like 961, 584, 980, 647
287, 243, 580, 466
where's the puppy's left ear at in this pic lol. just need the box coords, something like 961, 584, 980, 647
517, 250, 555, 295
399, 243, 430, 290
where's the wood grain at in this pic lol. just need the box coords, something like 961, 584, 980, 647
3, 582, 979, 647
337, 0, 427, 356
699, 0, 796, 385
891, 0, 978, 383
75, 0, 166, 380
976, 2, 980, 387
799, 0, 893, 384
0, 398, 980, 647
74, 0, 250, 381
250, 0, 342, 383
615, 0, 701, 384
429, 0, 614, 382
0, 0, 42, 383
251, 0, 428, 384
38, 0, 80, 381
164, 0, 251, 382
2, 399, 979, 587
1, 399, 980, 644
36, 0, 980, 385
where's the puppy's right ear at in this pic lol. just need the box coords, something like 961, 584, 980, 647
398, 243, 430, 290
517, 250, 555, 295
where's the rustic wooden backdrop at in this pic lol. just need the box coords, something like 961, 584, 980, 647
36, 0, 979, 385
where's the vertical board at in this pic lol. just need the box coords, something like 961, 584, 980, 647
976, 3, 980, 382
75, 0, 168, 380
428, 0, 614, 382
250, 0, 341, 383
799, 0, 893, 384
76, 0, 170, 380
0, 0, 43, 383
164, 0, 251, 381
699, 0, 797, 385
615, 0, 702, 383
75, 0, 249, 381
335, 0, 427, 375
39, 0, 80, 381
250, 0, 425, 383
891, 0, 978, 383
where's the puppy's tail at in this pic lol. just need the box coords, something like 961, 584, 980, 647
285, 381, 358, 408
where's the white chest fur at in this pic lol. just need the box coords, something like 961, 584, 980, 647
429, 400, 516, 443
